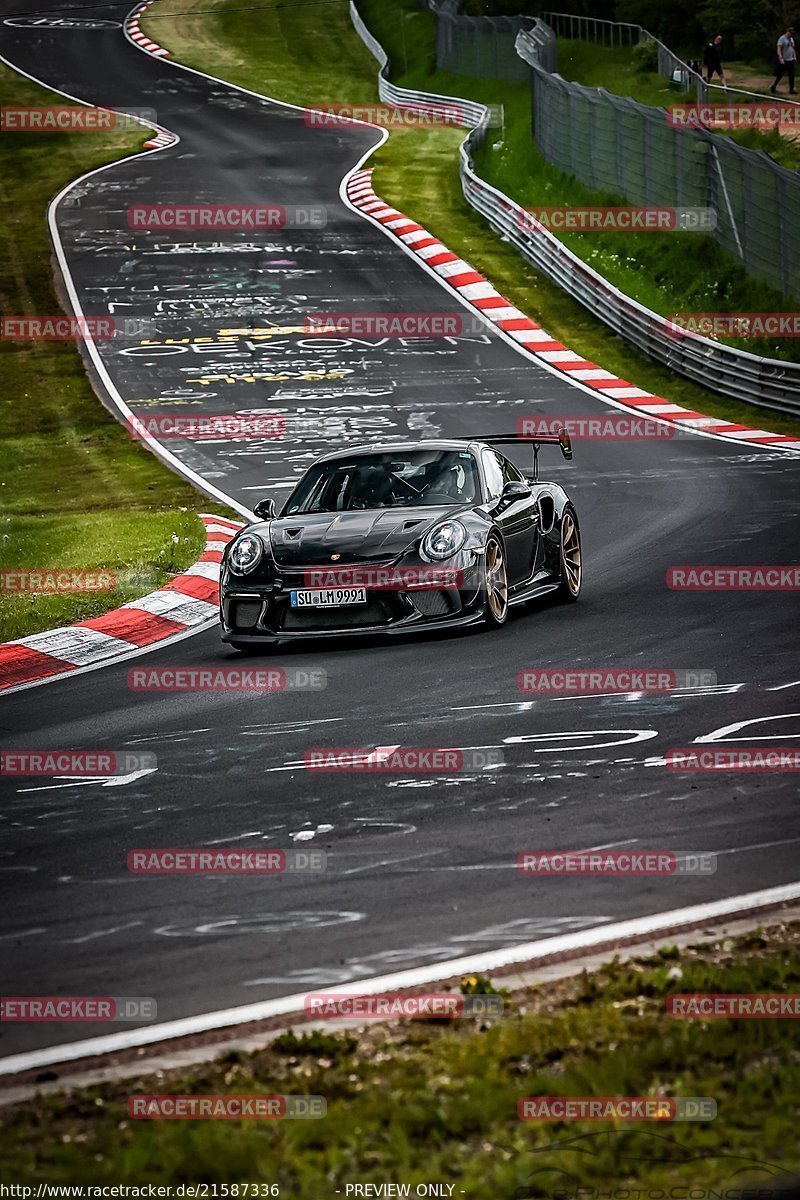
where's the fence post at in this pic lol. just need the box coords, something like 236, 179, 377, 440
777, 175, 791, 298
710, 143, 744, 260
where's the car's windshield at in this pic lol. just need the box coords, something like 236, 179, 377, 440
285, 450, 480, 514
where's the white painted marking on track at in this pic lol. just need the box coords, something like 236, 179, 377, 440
69, 921, 143, 945
504, 729, 659, 750
203, 831, 264, 845
16, 768, 157, 793
340, 850, 440, 876
695, 713, 800, 742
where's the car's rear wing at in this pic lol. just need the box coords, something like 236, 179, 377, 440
475, 431, 572, 481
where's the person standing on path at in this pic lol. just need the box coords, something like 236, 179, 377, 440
771, 27, 796, 94
703, 34, 727, 87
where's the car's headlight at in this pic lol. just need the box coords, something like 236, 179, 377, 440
421, 520, 467, 561
228, 532, 263, 574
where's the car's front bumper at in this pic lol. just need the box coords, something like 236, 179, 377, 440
220, 560, 484, 644
220, 606, 484, 645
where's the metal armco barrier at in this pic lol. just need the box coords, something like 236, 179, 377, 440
349, 2, 800, 416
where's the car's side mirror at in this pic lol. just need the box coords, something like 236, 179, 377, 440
252, 497, 276, 520
499, 480, 532, 504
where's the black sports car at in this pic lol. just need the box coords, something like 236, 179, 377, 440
219, 433, 581, 647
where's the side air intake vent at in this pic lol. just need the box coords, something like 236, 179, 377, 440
537, 495, 555, 534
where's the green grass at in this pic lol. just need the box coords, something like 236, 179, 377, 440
557, 38, 694, 107
141, 0, 800, 436
0, 511, 204, 643
0, 64, 227, 641
2, 924, 799, 1187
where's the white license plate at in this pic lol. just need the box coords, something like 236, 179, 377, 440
289, 588, 367, 608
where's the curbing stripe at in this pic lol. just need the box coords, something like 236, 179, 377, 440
124, 0, 171, 59
0, 516, 242, 695
346, 168, 800, 451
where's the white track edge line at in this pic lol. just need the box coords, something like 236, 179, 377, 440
2, 880, 798, 1077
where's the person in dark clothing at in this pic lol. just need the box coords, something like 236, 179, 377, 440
703, 34, 727, 86
771, 27, 796, 94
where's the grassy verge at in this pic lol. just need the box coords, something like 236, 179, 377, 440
2, 923, 799, 1186
556, 39, 800, 169
557, 39, 693, 108
0, 65, 221, 642
141, 0, 800, 434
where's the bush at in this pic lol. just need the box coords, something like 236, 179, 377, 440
631, 38, 659, 70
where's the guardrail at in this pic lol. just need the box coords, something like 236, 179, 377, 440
351, 3, 486, 124
349, 2, 800, 417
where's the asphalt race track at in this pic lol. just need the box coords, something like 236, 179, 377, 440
1, 0, 800, 1062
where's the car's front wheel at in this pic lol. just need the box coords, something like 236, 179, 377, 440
483, 532, 509, 627
555, 506, 582, 602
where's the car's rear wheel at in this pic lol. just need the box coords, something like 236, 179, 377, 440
555, 506, 582, 602
483, 533, 509, 627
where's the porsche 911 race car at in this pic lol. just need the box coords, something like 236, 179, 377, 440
219, 433, 581, 647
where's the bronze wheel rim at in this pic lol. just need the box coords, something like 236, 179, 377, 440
562, 512, 581, 595
486, 537, 508, 620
